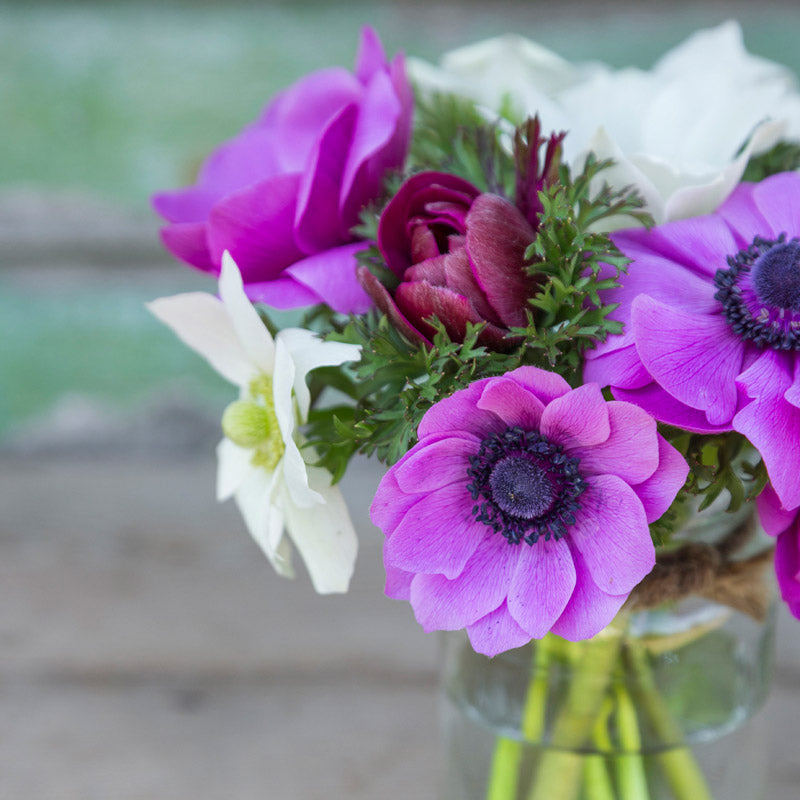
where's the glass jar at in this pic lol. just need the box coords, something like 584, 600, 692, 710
439, 596, 776, 800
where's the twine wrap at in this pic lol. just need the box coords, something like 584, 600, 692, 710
627, 515, 775, 621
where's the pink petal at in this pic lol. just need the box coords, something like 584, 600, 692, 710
756, 483, 796, 538
506, 537, 576, 639
285, 242, 373, 313
631, 436, 689, 523
383, 482, 485, 579
465, 194, 538, 328
371, 467, 423, 535
775, 528, 800, 617
505, 366, 571, 406
476, 377, 545, 431
393, 435, 479, 494
259, 67, 362, 174
583, 343, 652, 391
153, 186, 223, 225
550, 546, 628, 641
443, 247, 502, 325
417, 378, 503, 440
632, 295, 743, 426
159, 222, 214, 272
572, 401, 659, 485
613, 382, 732, 434
716, 182, 770, 248
244, 274, 321, 309
540, 383, 611, 449
206, 173, 306, 283
568, 475, 655, 594
466, 602, 532, 657
784, 358, 800, 410
751, 172, 800, 241
615, 215, 738, 280
385, 562, 414, 601
339, 69, 403, 232
294, 105, 358, 254
410, 533, 518, 630
734, 350, 800, 510
354, 25, 387, 84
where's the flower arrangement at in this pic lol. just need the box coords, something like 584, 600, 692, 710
150, 22, 800, 800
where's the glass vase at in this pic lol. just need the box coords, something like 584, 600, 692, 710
439, 596, 776, 800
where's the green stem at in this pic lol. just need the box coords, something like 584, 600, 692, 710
624, 641, 714, 800
526, 631, 625, 800
614, 684, 651, 800
583, 698, 616, 800
485, 637, 552, 800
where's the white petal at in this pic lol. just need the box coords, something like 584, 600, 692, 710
280, 437, 324, 508
216, 438, 253, 501
277, 328, 361, 422
282, 466, 358, 594
147, 292, 252, 386
233, 468, 279, 556
272, 336, 297, 444
219, 252, 275, 375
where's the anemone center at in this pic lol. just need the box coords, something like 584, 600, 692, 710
466, 426, 585, 546
488, 456, 556, 519
715, 234, 800, 351
752, 241, 800, 310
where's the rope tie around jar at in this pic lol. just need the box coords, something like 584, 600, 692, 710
627, 515, 775, 621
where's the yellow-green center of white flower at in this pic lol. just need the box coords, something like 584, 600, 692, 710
221, 375, 285, 471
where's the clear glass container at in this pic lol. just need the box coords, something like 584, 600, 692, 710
440, 597, 776, 800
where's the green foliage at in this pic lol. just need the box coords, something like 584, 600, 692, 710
409, 91, 515, 195
742, 140, 800, 182
305, 153, 653, 473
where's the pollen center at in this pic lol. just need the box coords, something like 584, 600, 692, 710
488, 456, 556, 519
752, 241, 800, 310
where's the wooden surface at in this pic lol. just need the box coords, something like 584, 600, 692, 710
2, 452, 798, 799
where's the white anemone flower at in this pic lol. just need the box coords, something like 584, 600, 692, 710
411, 22, 800, 224
148, 252, 362, 593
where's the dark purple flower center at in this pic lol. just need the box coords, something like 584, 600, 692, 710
466, 427, 585, 545
715, 234, 800, 350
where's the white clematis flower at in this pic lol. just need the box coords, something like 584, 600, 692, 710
148, 252, 362, 593
411, 22, 800, 224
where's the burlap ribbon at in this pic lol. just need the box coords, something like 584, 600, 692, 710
627, 515, 775, 621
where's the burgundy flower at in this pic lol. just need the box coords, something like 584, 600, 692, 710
358, 171, 542, 349
152, 27, 412, 314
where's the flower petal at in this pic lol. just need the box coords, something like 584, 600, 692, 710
216, 437, 254, 501
282, 465, 358, 594
751, 171, 800, 241
147, 291, 252, 386
158, 222, 214, 273
506, 536, 576, 638
734, 350, 800, 510
505, 366, 571, 405
756, 483, 796, 538
383, 482, 485, 580
466, 602, 532, 657
476, 377, 545, 431
285, 242, 373, 314
417, 377, 503, 440
572, 401, 658, 485
550, 546, 628, 641
630, 436, 689, 523
540, 383, 611, 449
568, 474, 654, 594
207, 173, 306, 283
632, 295, 743, 426
775, 527, 800, 618
394, 435, 479, 494
583, 343, 652, 391
410, 533, 517, 630
219, 252, 275, 375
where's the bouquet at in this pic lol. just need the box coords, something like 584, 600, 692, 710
148, 22, 799, 800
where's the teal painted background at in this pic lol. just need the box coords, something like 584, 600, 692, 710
3, 2, 800, 439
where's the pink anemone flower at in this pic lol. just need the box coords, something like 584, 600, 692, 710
584, 171, 800, 512
371, 366, 687, 656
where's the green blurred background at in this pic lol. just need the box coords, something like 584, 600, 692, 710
4, 0, 800, 443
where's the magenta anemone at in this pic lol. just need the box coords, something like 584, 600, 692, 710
371, 366, 687, 656
584, 171, 800, 511
152, 27, 412, 314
